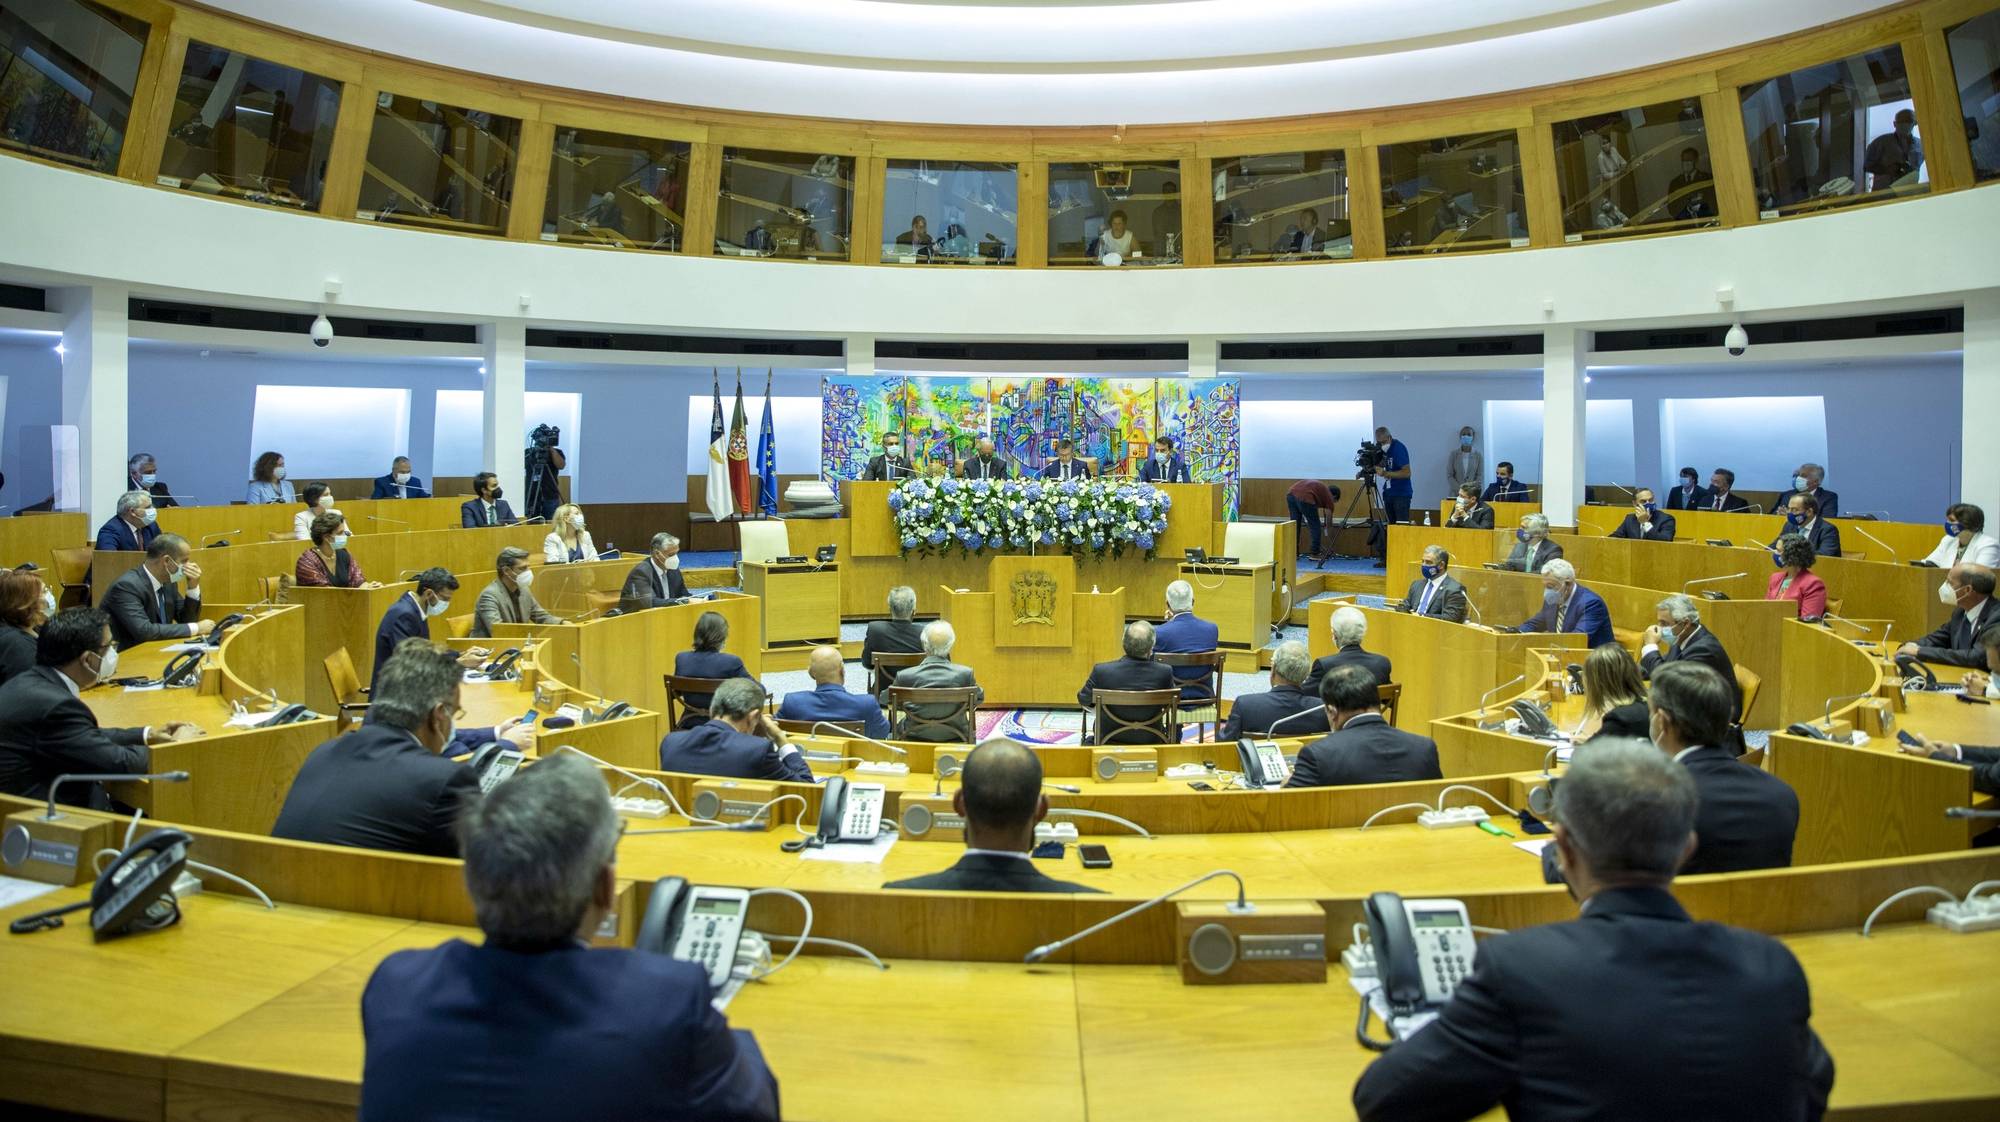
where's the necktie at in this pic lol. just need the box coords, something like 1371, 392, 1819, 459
1712, 495, 1721, 510
1417, 582, 1435, 615
1555, 596, 1568, 633
486, 504, 495, 527
652, 567, 664, 598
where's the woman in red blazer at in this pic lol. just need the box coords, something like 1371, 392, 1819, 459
1766, 534, 1828, 620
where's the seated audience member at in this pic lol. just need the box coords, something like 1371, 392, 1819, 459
371, 456, 426, 499
1898, 629, 2000, 792
0, 607, 198, 805
1220, 640, 1327, 741
461, 472, 518, 528
358, 753, 781, 1122
542, 503, 598, 564
1395, 546, 1468, 622
246, 450, 294, 505
1356, 737, 1833, 1122
885, 620, 983, 741
1898, 563, 1999, 668
1775, 462, 1840, 520
1446, 483, 1495, 529
1577, 643, 1649, 742
471, 547, 558, 639
1286, 477, 1339, 559
1767, 534, 1828, 620
1077, 621, 1180, 744
1608, 488, 1676, 542
1504, 512, 1564, 573
1650, 662, 1797, 871
672, 610, 755, 728
884, 739, 1101, 893
894, 213, 934, 252
1154, 579, 1220, 700
296, 511, 375, 588
126, 452, 179, 508
861, 432, 909, 482
861, 585, 924, 672
102, 534, 213, 649
373, 567, 482, 681
658, 677, 812, 783
1306, 605, 1393, 692
293, 482, 335, 540
1481, 461, 1530, 503
1516, 559, 1615, 648
1040, 439, 1092, 481
778, 646, 889, 740
1664, 466, 1707, 510
619, 532, 689, 612
1640, 593, 1743, 742
95, 490, 161, 552
1704, 467, 1749, 512
0, 570, 53, 685
1776, 494, 1841, 558
959, 437, 1011, 481
1925, 503, 2000, 568
1287, 666, 1440, 787
1138, 435, 1191, 484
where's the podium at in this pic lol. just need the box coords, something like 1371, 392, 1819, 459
940, 556, 1124, 706
1181, 562, 1272, 667
742, 561, 840, 650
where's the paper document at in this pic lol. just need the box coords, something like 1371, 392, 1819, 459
159, 642, 208, 653
801, 835, 897, 864
122, 683, 165, 694
0, 875, 60, 911
1513, 838, 1552, 857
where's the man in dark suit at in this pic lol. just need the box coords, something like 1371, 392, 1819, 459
1481, 461, 1530, 502
1897, 563, 1998, 668
1608, 488, 1677, 542
893, 214, 934, 253
1039, 438, 1092, 481
373, 567, 477, 683
0, 608, 197, 806
884, 620, 983, 740
1775, 462, 1839, 520
1899, 629, 2000, 790
101, 534, 212, 649
1359, 736, 1833, 1122
959, 437, 1011, 481
1648, 662, 1797, 873
1137, 435, 1192, 483
358, 753, 781, 1122
1287, 665, 1440, 787
1777, 493, 1841, 558
1078, 621, 1180, 744
884, 739, 1100, 893
1503, 513, 1564, 573
1284, 207, 1325, 253
370, 456, 428, 499
1516, 559, 1616, 648
861, 432, 913, 482
1306, 604, 1393, 695
861, 586, 925, 674
1220, 641, 1326, 741
460, 472, 519, 527
1155, 580, 1219, 700
1664, 466, 1708, 511
659, 678, 815, 782
126, 453, 179, 508
95, 490, 161, 553
1705, 467, 1750, 512
778, 646, 889, 740
1394, 546, 1469, 623
618, 532, 691, 613
1640, 593, 1743, 743
1445, 483, 1495, 530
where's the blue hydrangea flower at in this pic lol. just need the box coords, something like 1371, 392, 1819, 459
901, 535, 920, 549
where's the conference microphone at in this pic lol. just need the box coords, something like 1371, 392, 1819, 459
1478, 675, 1526, 718
1043, 782, 1082, 794
552, 745, 681, 812
200, 530, 241, 548
1265, 706, 1324, 739
1822, 614, 1888, 644
1946, 807, 2000, 819
1742, 504, 1765, 515
1822, 690, 1875, 730
1046, 807, 1152, 837
1682, 573, 1746, 595
933, 756, 961, 797
626, 822, 768, 835
807, 721, 907, 758
1461, 592, 1483, 625
521, 516, 549, 526
369, 514, 410, 528
1846, 523, 1900, 563
46, 771, 189, 820
1850, 510, 1893, 522
1024, 870, 1252, 963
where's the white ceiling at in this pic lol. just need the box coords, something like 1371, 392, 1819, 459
209, 0, 1901, 126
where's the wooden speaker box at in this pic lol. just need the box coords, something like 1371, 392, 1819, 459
689, 780, 783, 830
897, 794, 966, 842
1175, 899, 1327, 986
1091, 748, 1159, 783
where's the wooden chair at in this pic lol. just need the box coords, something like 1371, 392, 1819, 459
266, 530, 297, 543
1737, 746, 1767, 769
51, 546, 93, 609
870, 650, 925, 696
443, 614, 474, 639
1378, 682, 1403, 727
776, 717, 861, 737
884, 686, 981, 742
322, 648, 371, 732
1156, 650, 1224, 741
256, 574, 293, 604
1086, 687, 1183, 746
664, 675, 771, 729
1733, 665, 1762, 720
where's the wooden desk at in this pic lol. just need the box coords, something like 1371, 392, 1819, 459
0, 512, 91, 578
155, 497, 468, 543
741, 561, 840, 650
939, 584, 1125, 707
1307, 601, 1583, 730
1573, 504, 1947, 565
1180, 562, 1271, 664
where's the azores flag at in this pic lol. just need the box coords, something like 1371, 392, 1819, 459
756, 370, 778, 516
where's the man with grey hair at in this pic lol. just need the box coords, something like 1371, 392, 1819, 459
94, 489, 162, 553
861, 585, 925, 672
125, 452, 178, 508
1356, 737, 1833, 1121
1078, 620, 1179, 744
1503, 511, 1564, 573
1155, 578, 1219, 700
472, 546, 559, 638
1395, 545, 1468, 622
618, 531, 690, 612
1776, 461, 1838, 520
886, 619, 982, 740
1515, 557, 1614, 648
357, 753, 781, 1120
1221, 639, 1327, 740
660, 676, 813, 782
1642, 592, 1743, 747
1305, 604, 1392, 693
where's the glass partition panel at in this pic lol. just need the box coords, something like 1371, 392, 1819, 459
158, 42, 341, 210
542, 127, 690, 251
357, 93, 520, 235
1946, 10, 2000, 182
1739, 45, 1927, 218
1554, 98, 1718, 241
880, 158, 1016, 264
1047, 160, 1182, 266
1213, 149, 1352, 263
1379, 132, 1528, 255
715, 147, 854, 260
0, 0, 147, 172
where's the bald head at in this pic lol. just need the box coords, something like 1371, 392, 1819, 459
807, 646, 845, 685
955, 738, 1047, 851
1123, 620, 1156, 660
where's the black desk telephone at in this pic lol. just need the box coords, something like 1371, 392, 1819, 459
465, 742, 524, 793
1356, 891, 1475, 1051
159, 648, 206, 688
93, 828, 192, 940
479, 648, 524, 681
1510, 699, 1560, 739
205, 613, 247, 646
636, 875, 751, 989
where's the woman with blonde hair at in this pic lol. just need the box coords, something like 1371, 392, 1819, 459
1576, 643, 1647, 742
542, 502, 598, 564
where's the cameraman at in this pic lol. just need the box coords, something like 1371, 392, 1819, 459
1863, 109, 1922, 192
1371, 426, 1412, 567
525, 426, 567, 523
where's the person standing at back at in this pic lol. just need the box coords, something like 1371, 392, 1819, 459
1370, 426, 1412, 568
1445, 426, 1482, 498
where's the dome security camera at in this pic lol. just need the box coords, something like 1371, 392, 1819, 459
310, 314, 334, 349
1723, 322, 1748, 357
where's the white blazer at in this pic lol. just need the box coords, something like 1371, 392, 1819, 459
1923, 532, 2000, 569
294, 506, 337, 540
543, 528, 598, 564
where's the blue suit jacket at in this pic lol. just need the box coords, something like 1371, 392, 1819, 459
360, 939, 779, 1122
778, 682, 889, 740
94, 516, 158, 553
671, 649, 753, 728
1776, 518, 1841, 559
1521, 585, 1616, 648
659, 719, 814, 783
460, 498, 518, 527
371, 473, 428, 499
1154, 612, 1220, 699
372, 594, 430, 683
1139, 455, 1191, 483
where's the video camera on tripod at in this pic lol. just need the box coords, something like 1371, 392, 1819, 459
1353, 440, 1387, 480
524, 424, 563, 515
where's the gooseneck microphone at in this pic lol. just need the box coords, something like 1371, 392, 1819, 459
1023, 870, 1252, 963
1478, 675, 1526, 718
1822, 691, 1874, 729
200, 530, 240, 547
47, 771, 189, 820
808, 721, 908, 757
1043, 782, 1082, 794
1846, 523, 1901, 564
1682, 573, 1746, 594
1265, 706, 1324, 739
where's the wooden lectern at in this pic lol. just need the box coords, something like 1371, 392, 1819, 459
741, 561, 840, 650
1180, 562, 1272, 668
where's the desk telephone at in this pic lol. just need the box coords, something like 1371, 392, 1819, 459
637, 876, 751, 989
816, 776, 885, 843
1237, 738, 1291, 788
204, 613, 247, 646
1357, 891, 1475, 1050
1895, 655, 1938, 691
479, 648, 524, 681
1510, 699, 1560, 739
159, 648, 206, 688
94, 828, 192, 940
465, 742, 524, 793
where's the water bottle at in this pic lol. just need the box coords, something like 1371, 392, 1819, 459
1423, 510, 1433, 526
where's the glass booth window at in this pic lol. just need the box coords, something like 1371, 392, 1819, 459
1946, 9, 2000, 182
1554, 98, 1718, 241
543, 127, 690, 251
715, 147, 854, 260
0, 0, 147, 172
357, 92, 520, 235
1212, 150, 1352, 263
158, 42, 341, 210
881, 159, 1016, 265
1047, 161, 1182, 266
1379, 132, 1528, 254
1738, 45, 1927, 218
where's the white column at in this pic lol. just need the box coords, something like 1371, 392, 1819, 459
59, 284, 129, 519
1187, 335, 1219, 380
1542, 327, 1590, 528
1964, 290, 2000, 518
480, 320, 527, 511
845, 333, 876, 381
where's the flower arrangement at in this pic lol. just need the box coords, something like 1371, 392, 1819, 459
886, 477, 1172, 560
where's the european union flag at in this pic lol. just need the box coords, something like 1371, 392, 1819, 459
756, 374, 778, 516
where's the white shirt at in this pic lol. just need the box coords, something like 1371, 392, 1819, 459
294, 506, 337, 540
542, 528, 597, 563
961, 848, 1034, 862
1098, 228, 1135, 256
1923, 532, 2000, 569
144, 563, 200, 635
1672, 745, 1704, 763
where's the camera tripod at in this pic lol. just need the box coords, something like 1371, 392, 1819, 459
1325, 473, 1384, 566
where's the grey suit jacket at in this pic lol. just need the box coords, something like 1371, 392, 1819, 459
471, 579, 558, 638
101, 565, 201, 649
884, 655, 982, 740
1504, 537, 1565, 574
1396, 575, 1469, 623
1447, 449, 1483, 494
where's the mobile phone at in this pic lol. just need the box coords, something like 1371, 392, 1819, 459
1186, 780, 1216, 791
1078, 844, 1113, 869
522, 708, 539, 725
1896, 729, 1921, 747
1957, 693, 1992, 705
1031, 840, 1066, 860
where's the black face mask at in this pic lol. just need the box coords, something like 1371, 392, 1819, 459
488, 487, 503, 500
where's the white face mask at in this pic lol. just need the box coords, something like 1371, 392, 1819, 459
392, 472, 411, 484
317, 496, 334, 510
1792, 475, 1809, 491
570, 514, 586, 529
274, 467, 287, 481
513, 568, 535, 589
660, 553, 681, 570
1940, 582, 1961, 607
163, 561, 184, 584
85, 645, 118, 684
425, 595, 450, 618
40, 588, 56, 616
140, 507, 157, 526
1988, 677, 2000, 700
